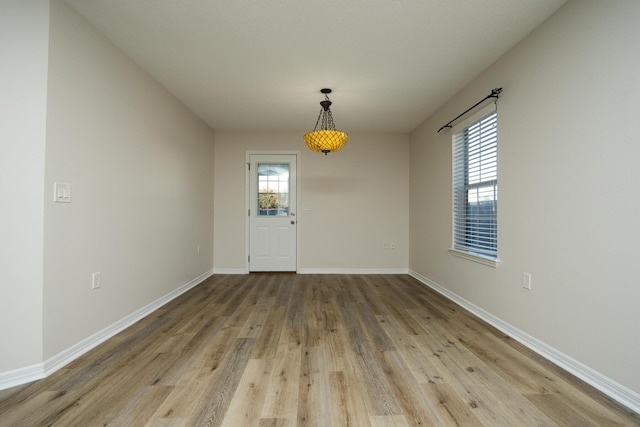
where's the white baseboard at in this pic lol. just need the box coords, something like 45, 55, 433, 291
213, 268, 247, 275
298, 268, 409, 275
0, 269, 213, 391
0, 363, 45, 391
212, 268, 409, 275
408, 269, 640, 415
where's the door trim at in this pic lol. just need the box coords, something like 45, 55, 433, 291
245, 150, 300, 274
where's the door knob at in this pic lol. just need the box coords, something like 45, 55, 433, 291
291, 220, 296, 225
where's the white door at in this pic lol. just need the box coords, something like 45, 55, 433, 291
249, 154, 297, 272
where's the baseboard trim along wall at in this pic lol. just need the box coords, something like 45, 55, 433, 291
298, 268, 409, 275
0, 269, 214, 391
0, 363, 45, 392
408, 269, 640, 415
212, 268, 247, 275
213, 268, 410, 275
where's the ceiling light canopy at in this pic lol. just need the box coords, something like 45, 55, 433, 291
303, 89, 348, 155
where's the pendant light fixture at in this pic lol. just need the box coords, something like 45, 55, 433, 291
303, 88, 348, 155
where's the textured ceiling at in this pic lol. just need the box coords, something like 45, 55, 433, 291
63, 0, 566, 133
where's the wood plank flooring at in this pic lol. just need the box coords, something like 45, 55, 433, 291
1, 274, 638, 426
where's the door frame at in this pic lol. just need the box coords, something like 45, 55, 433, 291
245, 150, 301, 273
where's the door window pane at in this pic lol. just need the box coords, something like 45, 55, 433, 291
257, 163, 289, 216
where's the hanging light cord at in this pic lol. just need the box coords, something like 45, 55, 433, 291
437, 88, 502, 133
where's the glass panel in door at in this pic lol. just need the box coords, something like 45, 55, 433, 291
257, 163, 290, 217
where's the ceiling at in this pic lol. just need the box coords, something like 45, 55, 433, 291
63, 0, 566, 134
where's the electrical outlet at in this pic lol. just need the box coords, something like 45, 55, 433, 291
92, 272, 101, 289
383, 242, 389, 249
522, 272, 531, 290
390, 242, 397, 249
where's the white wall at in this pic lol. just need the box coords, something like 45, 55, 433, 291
410, 0, 640, 397
41, 0, 215, 359
0, 0, 49, 372
214, 132, 409, 272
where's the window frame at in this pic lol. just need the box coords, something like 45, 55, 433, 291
449, 104, 500, 268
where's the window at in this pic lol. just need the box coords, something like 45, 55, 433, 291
451, 106, 499, 266
257, 163, 290, 216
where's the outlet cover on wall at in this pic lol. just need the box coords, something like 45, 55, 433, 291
92, 272, 101, 289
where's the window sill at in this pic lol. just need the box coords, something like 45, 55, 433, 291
448, 248, 500, 268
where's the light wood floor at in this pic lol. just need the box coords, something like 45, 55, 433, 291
1, 274, 638, 426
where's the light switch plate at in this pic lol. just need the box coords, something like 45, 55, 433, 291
54, 182, 71, 203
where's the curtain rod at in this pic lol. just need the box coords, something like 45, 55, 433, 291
437, 88, 502, 133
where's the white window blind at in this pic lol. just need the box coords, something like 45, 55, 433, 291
452, 107, 498, 258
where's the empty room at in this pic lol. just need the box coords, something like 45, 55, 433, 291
1, 0, 639, 425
